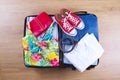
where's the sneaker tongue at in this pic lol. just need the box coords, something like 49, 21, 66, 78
57, 14, 62, 19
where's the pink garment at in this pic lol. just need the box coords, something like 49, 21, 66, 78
30, 12, 53, 36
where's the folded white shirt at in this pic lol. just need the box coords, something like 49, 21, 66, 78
64, 33, 104, 72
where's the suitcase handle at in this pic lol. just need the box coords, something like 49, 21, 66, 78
74, 11, 87, 14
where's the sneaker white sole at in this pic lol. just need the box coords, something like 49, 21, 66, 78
76, 20, 85, 30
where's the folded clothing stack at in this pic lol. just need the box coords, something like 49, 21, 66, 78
64, 33, 104, 72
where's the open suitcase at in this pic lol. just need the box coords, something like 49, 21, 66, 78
23, 11, 99, 70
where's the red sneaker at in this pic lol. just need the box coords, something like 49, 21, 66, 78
60, 8, 85, 30
54, 14, 77, 36
29, 12, 53, 37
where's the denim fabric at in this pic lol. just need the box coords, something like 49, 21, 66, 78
61, 14, 99, 44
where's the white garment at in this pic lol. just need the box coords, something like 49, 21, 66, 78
64, 33, 104, 72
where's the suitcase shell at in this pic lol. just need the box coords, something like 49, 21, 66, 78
23, 11, 99, 70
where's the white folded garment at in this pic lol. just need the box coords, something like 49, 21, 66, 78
64, 33, 104, 72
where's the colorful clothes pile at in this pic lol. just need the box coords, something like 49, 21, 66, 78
22, 21, 59, 67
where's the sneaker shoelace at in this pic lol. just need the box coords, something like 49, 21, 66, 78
61, 18, 73, 32
65, 12, 80, 25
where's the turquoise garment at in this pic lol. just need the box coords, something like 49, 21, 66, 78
42, 22, 56, 41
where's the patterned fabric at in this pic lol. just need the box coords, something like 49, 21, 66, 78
22, 22, 59, 67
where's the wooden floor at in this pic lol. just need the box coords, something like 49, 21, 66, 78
0, 0, 120, 80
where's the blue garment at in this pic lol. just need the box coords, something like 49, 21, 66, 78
61, 14, 99, 44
